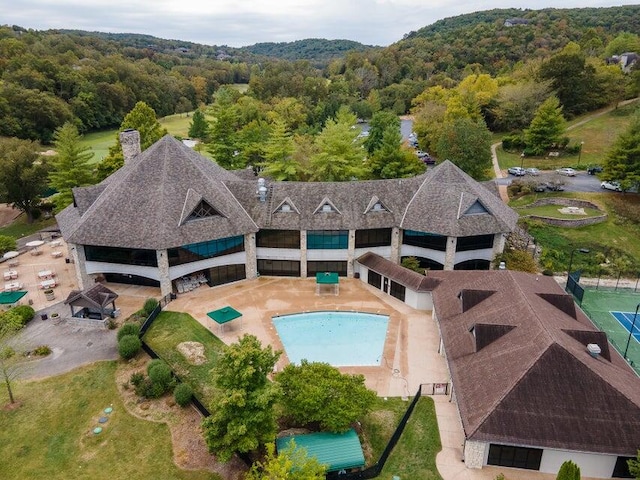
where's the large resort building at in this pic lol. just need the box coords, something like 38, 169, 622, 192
57, 130, 518, 296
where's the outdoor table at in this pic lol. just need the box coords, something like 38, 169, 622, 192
49, 240, 62, 247
40, 279, 57, 289
51, 251, 63, 258
38, 270, 54, 279
8, 261, 19, 268
4, 282, 22, 292
3, 270, 18, 280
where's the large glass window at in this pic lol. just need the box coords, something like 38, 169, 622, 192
307, 261, 347, 276
368, 270, 382, 289
104, 273, 160, 287
307, 230, 348, 250
389, 281, 406, 301
85, 245, 158, 267
454, 259, 491, 270
208, 264, 245, 286
355, 228, 392, 248
256, 230, 300, 249
456, 234, 494, 252
613, 457, 634, 478
258, 259, 301, 277
402, 256, 444, 271
403, 230, 447, 251
168, 236, 244, 266
487, 444, 542, 470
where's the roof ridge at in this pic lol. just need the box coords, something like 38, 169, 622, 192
400, 171, 431, 227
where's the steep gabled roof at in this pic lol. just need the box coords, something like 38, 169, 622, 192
430, 270, 640, 455
64, 283, 118, 310
58, 136, 257, 249
356, 252, 441, 292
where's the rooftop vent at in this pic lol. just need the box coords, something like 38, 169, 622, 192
257, 178, 267, 202
587, 343, 601, 358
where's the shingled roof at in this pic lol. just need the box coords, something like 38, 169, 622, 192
64, 283, 118, 309
58, 136, 517, 249
430, 270, 640, 455
356, 252, 441, 292
58, 136, 258, 249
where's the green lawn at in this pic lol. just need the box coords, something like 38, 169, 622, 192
78, 129, 118, 164
0, 362, 218, 480
516, 204, 603, 219
142, 311, 226, 405
0, 214, 56, 239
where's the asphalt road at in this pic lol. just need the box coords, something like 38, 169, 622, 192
495, 171, 610, 193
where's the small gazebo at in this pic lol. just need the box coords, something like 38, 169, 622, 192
316, 272, 339, 296
207, 306, 243, 333
64, 284, 119, 320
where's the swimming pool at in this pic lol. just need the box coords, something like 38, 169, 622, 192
273, 311, 389, 367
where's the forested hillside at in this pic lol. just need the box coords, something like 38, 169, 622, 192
242, 38, 376, 65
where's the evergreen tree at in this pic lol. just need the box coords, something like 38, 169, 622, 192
556, 460, 581, 480
202, 335, 281, 462
364, 110, 399, 155
96, 102, 167, 180
49, 122, 95, 211
603, 110, 640, 191
261, 119, 301, 181
524, 96, 566, 156
187, 109, 210, 141
628, 450, 640, 479
368, 125, 424, 179
207, 100, 240, 169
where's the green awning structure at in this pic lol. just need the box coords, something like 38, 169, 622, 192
316, 272, 339, 296
207, 306, 242, 332
276, 428, 365, 473
0, 291, 27, 305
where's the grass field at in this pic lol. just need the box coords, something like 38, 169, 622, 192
142, 311, 225, 405
0, 214, 57, 239
0, 362, 217, 480
581, 288, 640, 375
516, 204, 603, 219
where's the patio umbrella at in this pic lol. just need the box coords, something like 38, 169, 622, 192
25, 240, 45, 248
2, 251, 19, 260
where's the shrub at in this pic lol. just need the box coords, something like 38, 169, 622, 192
1, 346, 16, 359
135, 377, 165, 398
106, 319, 117, 330
118, 334, 141, 360
0, 235, 16, 255
174, 383, 193, 407
130, 371, 145, 387
0, 310, 24, 331
33, 345, 51, 356
501, 132, 525, 151
11, 305, 35, 326
117, 322, 140, 341
148, 360, 173, 391
143, 298, 159, 316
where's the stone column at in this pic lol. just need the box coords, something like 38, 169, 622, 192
68, 242, 92, 290
300, 230, 307, 278
390, 227, 402, 264
444, 236, 458, 270
244, 233, 257, 279
492, 233, 506, 265
463, 440, 487, 469
156, 249, 172, 297
347, 229, 356, 277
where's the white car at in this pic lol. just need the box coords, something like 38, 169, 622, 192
508, 166, 526, 176
556, 167, 577, 176
525, 168, 540, 176
601, 181, 622, 191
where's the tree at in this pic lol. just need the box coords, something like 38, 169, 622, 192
401, 256, 424, 274
0, 235, 16, 255
628, 450, 640, 478
275, 360, 377, 432
0, 311, 25, 404
96, 102, 167, 180
202, 335, 281, 462
435, 117, 492, 180
368, 125, 425, 179
187, 109, 210, 141
490, 80, 552, 131
364, 110, 400, 155
207, 97, 241, 169
603, 110, 640, 190
524, 96, 566, 156
261, 119, 301, 181
48, 122, 95, 211
245, 441, 326, 480
556, 460, 581, 480
309, 107, 366, 181
493, 249, 538, 273
0, 138, 49, 223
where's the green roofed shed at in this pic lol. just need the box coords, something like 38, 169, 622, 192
207, 306, 242, 332
0, 290, 28, 306
276, 428, 365, 473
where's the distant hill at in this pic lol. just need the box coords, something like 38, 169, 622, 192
242, 38, 378, 64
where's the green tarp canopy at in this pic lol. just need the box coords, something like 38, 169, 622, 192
276, 428, 365, 473
315, 272, 339, 296
0, 291, 27, 305
207, 306, 242, 325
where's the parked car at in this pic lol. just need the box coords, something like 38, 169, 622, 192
601, 180, 622, 191
525, 168, 540, 176
556, 167, 577, 176
508, 166, 526, 176
545, 182, 565, 191
533, 183, 547, 192
587, 165, 603, 175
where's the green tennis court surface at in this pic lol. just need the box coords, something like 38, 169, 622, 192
581, 288, 640, 375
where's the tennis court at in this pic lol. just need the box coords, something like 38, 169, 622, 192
580, 288, 640, 375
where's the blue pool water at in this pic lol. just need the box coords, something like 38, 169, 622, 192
273, 311, 389, 366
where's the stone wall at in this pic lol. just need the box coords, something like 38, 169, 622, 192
525, 198, 602, 209
521, 198, 607, 228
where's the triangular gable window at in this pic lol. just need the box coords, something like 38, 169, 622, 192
364, 196, 390, 214
313, 197, 341, 215
464, 200, 489, 215
187, 200, 221, 221
273, 197, 300, 214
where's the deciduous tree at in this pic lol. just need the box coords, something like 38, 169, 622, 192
436, 117, 492, 180
202, 335, 281, 462
245, 441, 326, 480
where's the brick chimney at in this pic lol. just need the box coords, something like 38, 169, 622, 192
119, 129, 141, 165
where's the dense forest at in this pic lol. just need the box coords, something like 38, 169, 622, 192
1, 5, 640, 145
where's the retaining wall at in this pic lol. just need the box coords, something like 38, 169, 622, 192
521, 198, 607, 228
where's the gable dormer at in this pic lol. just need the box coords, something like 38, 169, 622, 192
179, 188, 225, 225
364, 195, 390, 214
314, 197, 341, 215
464, 200, 489, 215
273, 197, 300, 215
186, 199, 222, 222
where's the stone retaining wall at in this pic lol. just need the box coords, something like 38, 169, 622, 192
522, 198, 607, 227
526, 198, 602, 209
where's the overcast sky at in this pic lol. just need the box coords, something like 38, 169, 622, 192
4, 1, 639, 47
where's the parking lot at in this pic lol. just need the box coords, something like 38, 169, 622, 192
496, 170, 611, 193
